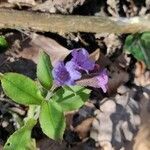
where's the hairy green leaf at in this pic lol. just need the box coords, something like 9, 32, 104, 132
1, 73, 43, 105
53, 86, 91, 111
39, 100, 66, 140
37, 51, 53, 89
4, 118, 37, 150
124, 32, 150, 69
140, 32, 150, 69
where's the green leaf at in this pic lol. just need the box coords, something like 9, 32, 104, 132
0, 36, 8, 52
140, 32, 150, 69
39, 100, 66, 140
37, 51, 53, 90
124, 33, 145, 60
124, 34, 134, 49
53, 86, 91, 111
0, 73, 43, 105
4, 118, 37, 150
124, 32, 150, 69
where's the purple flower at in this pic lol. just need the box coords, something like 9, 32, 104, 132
70, 48, 95, 72
52, 61, 81, 86
96, 69, 108, 93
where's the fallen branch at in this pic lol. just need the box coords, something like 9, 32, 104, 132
0, 9, 150, 33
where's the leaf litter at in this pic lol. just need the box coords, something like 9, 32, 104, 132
0, 0, 150, 150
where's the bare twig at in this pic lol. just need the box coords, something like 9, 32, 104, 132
0, 9, 150, 33
9, 107, 26, 116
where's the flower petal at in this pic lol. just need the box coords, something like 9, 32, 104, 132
65, 61, 81, 81
52, 61, 71, 86
71, 48, 95, 72
96, 69, 108, 93
82, 59, 95, 71
71, 48, 89, 60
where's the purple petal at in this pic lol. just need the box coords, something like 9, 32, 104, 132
71, 48, 95, 72
52, 61, 71, 86
72, 48, 89, 60
65, 80, 75, 86
96, 69, 108, 93
65, 60, 76, 71
65, 61, 81, 81
81, 59, 95, 71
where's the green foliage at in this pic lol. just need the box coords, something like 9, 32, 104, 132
0, 36, 8, 52
39, 100, 66, 140
4, 119, 37, 150
0, 51, 91, 146
53, 86, 91, 111
124, 32, 150, 69
37, 51, 53, 90
0, 73, 43, 105
140, 32, 150, 69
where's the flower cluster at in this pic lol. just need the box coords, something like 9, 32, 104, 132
52, 48, 108, 93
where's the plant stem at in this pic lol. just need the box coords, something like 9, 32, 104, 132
45, 84, 58, 100
45, 91, 52, 100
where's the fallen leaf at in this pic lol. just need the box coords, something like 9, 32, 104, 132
33, 0, 86, 14
134, 123, 150, 150
18, 33, 70, 65
30, 33, 70, 64
133, 87, 150, 150
8, 0, 36, 6
90, 85, 141, 150
74, 117, 94, 139
37, 138, 66, 150
134, 61, 150, 87
89, 49, 101, 62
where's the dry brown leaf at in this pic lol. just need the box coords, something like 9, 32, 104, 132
114, 53, 131, 68
134, 61, 150, 86
107, 0, 119, 17
18, 33, 70, 65
134, 123, 150, 150
32, 0, 56, 13
90, 85, 141, 150
33, 0, 86, 14
133, 87, 150, 150
8, 0, 36, 6
30, 33, 70, 65
107, 66, 129, 95
106, 0, 145, 17
74, 117, 94, 139
37, 138, 66, 150
135, 61, 146, 77
65, 111, 77, 129
133, 94, 150, 150
17, 46, 39, 63
89, 49, 101, 62
95, 33, 123, 58
65, 102, 95, 131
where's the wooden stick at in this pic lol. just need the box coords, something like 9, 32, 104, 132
0, 9, 150, 33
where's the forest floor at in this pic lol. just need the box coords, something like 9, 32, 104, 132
0, 0, 150, 150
